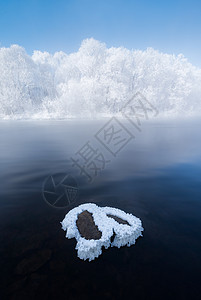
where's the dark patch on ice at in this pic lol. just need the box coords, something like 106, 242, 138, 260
107, 214, 130, 226
110, 230, 116, 243
76, 210, 102, 240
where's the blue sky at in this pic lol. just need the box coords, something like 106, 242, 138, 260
0, 0, 201, 67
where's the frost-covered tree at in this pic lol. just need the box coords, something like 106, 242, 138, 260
0, 38, 201, 119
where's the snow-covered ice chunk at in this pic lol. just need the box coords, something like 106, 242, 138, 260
61, 203, 143, 261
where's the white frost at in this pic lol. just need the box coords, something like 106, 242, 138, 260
61, 203, 143, 261
0, 38, 201, 119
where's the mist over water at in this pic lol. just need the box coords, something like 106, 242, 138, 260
0, 119, 201, 299
0, 38, 201, 119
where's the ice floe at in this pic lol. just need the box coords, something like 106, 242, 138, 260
61, 203, 143, 261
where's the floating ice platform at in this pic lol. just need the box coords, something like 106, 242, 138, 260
61, 203, 143, 261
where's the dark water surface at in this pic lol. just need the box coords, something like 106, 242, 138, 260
0, 119, 201, 300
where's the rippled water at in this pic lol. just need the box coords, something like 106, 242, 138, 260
0, 119, 201, 300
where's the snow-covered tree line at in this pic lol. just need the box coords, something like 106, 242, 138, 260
0, 38, 200, 119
